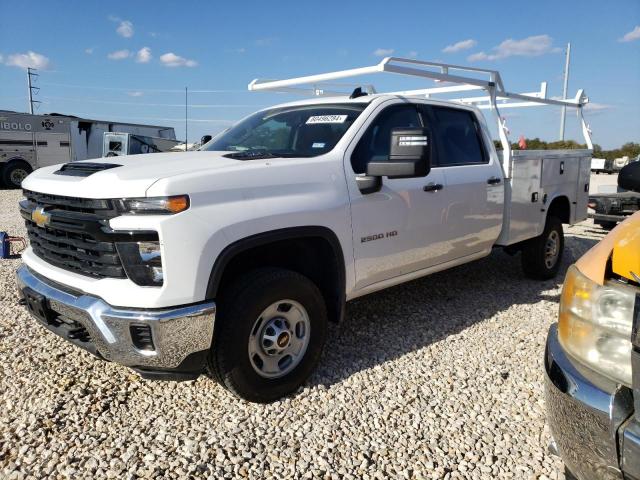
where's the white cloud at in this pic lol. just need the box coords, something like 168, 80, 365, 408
468, 34, 558, 61
442, 39, 477, 53
85, 48, 94, 55
116, 20, 134, 38
107, 49, 131, 60
159, 52, 198, 68
136, 47, 152, 63
373, 48, 394, 57
584, 102, 614, 113
127, 91, 144, 97
254, 38, 275, 47
620, 25, 640, 42
4, 51, 51, 70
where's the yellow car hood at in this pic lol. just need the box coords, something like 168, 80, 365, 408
577, 211, 640, 284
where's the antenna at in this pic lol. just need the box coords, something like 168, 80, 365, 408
27, 67, 41, 114
559, 43, 571, 141
185, 86, 188, 150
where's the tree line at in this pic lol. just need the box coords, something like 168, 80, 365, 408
492, 138, 640, 160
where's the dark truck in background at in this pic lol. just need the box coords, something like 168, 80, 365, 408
589, 161, 640, 229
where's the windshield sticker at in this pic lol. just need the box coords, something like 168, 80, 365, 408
306, 115, 348, 124
312, 142, 326, 148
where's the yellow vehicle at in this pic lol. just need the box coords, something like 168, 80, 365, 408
545, 161, 640, 480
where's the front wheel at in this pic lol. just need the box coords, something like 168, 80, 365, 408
207, 268, 328, 403
521, 216, 564, 280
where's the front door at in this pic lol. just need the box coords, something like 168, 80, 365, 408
345, 102, 451, 290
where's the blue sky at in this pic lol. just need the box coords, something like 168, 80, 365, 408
1, 0, 638, 149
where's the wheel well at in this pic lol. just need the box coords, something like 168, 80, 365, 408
548, 196, 571, 224
207, 228, 346, 324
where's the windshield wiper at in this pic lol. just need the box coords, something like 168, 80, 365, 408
224, 150, 280, 160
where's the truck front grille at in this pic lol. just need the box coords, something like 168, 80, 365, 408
20, 190, 156, 280
25, 223, 126, 278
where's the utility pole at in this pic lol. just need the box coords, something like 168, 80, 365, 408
185, 86, 188, 150
27, 67, 41, 114
559, 42, 571, 141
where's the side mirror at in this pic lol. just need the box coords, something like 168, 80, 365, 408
366, 128, 431, 179
618, 161, 640, 193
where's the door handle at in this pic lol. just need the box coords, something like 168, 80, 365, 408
487, 177, 502, 185
423, 183, 443, 192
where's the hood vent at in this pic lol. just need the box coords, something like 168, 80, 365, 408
54, 162, 122, 177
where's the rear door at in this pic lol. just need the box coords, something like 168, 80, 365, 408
34, 132, 71, 167
425, 105, 504, 262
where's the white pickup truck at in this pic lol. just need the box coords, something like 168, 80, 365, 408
16, 58, 593, 402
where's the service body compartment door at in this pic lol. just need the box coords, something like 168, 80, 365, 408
575, 157, 592, 223
497, 155, 544, 245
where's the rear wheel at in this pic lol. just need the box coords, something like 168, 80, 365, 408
207, 268, 328, 403
2, 161, 32, 189
521, 216, 564, 280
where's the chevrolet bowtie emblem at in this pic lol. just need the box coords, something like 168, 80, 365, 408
31, 207, 51, 228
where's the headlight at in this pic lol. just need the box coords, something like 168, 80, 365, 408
116, 241, 163, 286
116, 195, 189, 214
558, 265, 637, 385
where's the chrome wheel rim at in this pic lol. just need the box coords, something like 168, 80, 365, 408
10, 168, 28, 186
544, 230, 560, 269
248, 299, 311, 379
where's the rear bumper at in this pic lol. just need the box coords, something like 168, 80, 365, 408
15, 264, 215, 379
544, 324, 639, 480
588, 212, 627, 223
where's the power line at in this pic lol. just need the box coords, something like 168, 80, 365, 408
40, 82, 246, 94
41, 96, 262, 108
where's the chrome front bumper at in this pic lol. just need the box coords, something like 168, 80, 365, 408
16, 264, 215, 374
544, 324, 638, 480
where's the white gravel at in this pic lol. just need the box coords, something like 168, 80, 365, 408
0, 185, 608, 479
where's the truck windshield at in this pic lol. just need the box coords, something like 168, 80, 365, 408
202, 103, 367, 158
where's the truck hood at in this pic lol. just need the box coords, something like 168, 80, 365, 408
21, 151, 242, 198
576, 210, 640, 284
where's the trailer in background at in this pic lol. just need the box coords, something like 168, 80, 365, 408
0, 110, 176, 188
103, 132, 181, 157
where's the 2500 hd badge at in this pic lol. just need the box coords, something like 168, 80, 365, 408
361, 231, 398, 243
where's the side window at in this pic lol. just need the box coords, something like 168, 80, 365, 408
430, 107, 487, 166
351, 104, 422, 174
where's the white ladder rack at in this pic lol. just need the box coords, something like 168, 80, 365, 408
248, 57, 593, 177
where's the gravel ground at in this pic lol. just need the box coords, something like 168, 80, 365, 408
0, 185, 610, 479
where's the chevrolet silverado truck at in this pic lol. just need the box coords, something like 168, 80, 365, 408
545, 161, 640, 480
16, 58, 594, 402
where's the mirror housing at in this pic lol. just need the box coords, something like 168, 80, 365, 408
366, 128, 431, 179
618, 161, 640, 193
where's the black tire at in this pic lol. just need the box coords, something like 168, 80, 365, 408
521, 216, 564, 280
564, 467, 578, 480
207, 268, 328, 403
596, 220, 617, 230
2, 161, 32, 189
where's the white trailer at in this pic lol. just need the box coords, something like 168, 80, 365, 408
0, 111, 175, 188
102, 132, 181, 157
